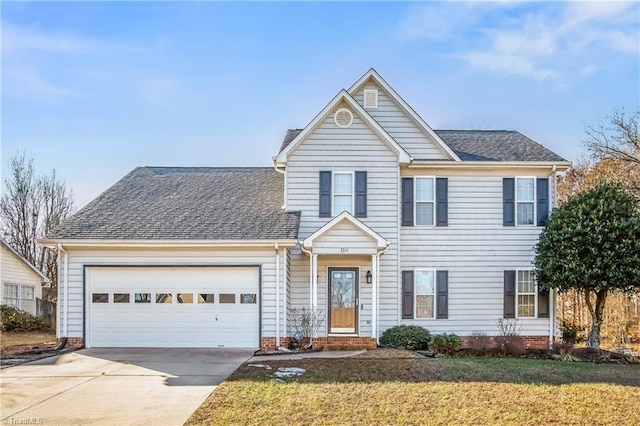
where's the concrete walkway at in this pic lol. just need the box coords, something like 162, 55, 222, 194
0, 347, 253, 426
249, 350, 366, 361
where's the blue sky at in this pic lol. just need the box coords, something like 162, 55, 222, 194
2, 1, 639, 208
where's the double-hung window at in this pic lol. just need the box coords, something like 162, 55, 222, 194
3, 284, 19, 308
3, 283, 36, 313
516, 177, 535, 225
504, 177, 549, 227
332, 172, 354, 216
504, 269, 548, 319
517, 270, 536, 318
21, 285, 35, 313
415, 177, 435, 226
415, 269, 436, 318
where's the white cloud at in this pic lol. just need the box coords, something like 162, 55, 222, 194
398, 1, 639, 82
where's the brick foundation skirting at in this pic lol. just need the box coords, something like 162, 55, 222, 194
261, 336, 376, 351
59, 337, 84, 349
461, 335, 550, 350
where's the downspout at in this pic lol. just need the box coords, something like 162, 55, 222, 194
283, 247, 288, 344
549, 164, 557, 349
374, 244, 391, 344
272, 159, 286, 210
300, 244, 313, 308
57, 243, 68, 350
275, 243, 280, 348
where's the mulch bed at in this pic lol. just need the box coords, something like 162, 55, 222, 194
0, 343, 78, 368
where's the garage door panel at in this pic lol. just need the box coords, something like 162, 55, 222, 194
87, 267, 260, 348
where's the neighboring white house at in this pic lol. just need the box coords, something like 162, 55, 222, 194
1, 239, 48, 316
42, 69, 571, 350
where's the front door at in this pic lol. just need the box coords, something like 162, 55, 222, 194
328, 268, 358, 334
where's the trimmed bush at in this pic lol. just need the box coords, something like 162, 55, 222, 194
467, 330, 493, 353
430, 333, 462, 355
1, 305, 49, 332
380, 325, 431, 350
560, 321, 583, 345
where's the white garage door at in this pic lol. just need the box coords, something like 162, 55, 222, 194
86, 267, 260, 348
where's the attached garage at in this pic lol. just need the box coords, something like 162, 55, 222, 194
85, 266, 260, 348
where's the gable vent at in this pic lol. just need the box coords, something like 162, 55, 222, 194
363, 89, 378, 108
334, 108, 353, 128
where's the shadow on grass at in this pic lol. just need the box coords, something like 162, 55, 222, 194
230, 356, 640, 387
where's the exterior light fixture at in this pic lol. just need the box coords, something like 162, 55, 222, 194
366, 270, 372, 284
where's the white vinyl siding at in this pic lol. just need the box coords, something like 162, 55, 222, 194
517, 270, 536, 318
516, 177, 535, 226
400, 170, 552, 336
286, 102, 399, 337
1, 243, 44, 316
352, 83, 450, 160
415, 177, 435, 226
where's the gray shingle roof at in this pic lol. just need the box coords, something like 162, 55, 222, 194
48, 167, 300, 240
434, 130, 567, 162
278, 128, 566, 162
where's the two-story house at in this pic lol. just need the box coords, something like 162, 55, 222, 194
43, 69, 570, 350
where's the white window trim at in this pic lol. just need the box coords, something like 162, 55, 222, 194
414, 268, 436, 319
332, 171, 355, 216
515, 269, 537, 319
515, 176, 536, 227
363, 89, 378, 109
414, 176, 436, 226
3, 283, 36, 312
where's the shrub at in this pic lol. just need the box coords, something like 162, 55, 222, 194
468, 330, 493, 353
560, 322, 583, 345
496, 318, 526, 356
430, 333, 462, 355
1, 305, 50, 332
380, 325, 431, 350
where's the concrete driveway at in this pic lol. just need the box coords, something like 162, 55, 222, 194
0, 348, 254, 425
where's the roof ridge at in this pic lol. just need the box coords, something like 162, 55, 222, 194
142, 166, 275, 170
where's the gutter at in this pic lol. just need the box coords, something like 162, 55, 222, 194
39, 239, 299, 249
407, 161, 572, 170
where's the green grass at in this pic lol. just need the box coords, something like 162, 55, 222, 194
186, 355, 640, 426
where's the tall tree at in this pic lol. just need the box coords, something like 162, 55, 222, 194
0, 152, 74, 301
586, 108, 639, 165
535, 183, 640, 348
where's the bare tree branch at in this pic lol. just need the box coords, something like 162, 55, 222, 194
0, 152, 75, 302
585, 108, 640, 164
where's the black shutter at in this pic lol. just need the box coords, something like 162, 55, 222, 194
503, 178, 515, 226
401, 178, 414, 226
402, 271, 414, 319
538, 287, 550, 318
504, 270, 516, 318
436, 270, 448, 319
435, 178, 448, 227
319, 171, 332, 218
536, 178, 549, 226
355, 171, 367, 218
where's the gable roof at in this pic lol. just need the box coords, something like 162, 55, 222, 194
274, 90, 412, 164
46, 167, 300, 241
348, 68, 461, 161
434, 130, 568, 162
280, 129, 568, 163
1, 239, 49, 282
302, 211, 388, 250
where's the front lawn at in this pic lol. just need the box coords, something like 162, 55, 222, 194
187, 354, 640, 425
1, 331, 57, 355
